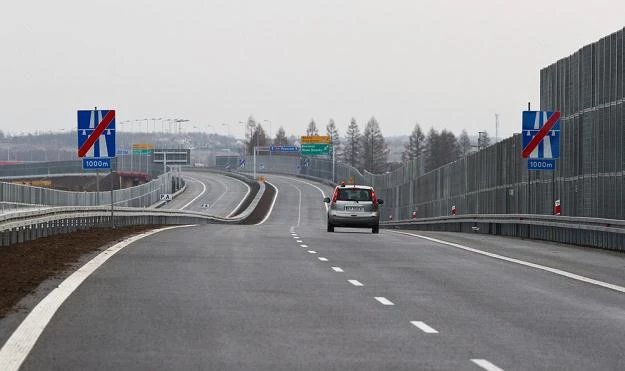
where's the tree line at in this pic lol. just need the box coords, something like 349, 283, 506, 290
242, 115, 492, 174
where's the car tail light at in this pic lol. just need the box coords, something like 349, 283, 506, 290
371, 190, 378, 205
331, 189, 339, 203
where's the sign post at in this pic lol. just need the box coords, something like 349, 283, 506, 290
78, 108, 116, 224
522, 111, 560, 169
522, 109, 561, 214
269, 145, 300, 153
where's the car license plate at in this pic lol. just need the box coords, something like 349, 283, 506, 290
344, 206, 364, 212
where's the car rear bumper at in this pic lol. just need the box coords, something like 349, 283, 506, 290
329, 214, 379, 227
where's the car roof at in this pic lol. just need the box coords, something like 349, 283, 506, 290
336, 185, 373, 190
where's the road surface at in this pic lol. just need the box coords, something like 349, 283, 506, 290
4, 174, 625, 370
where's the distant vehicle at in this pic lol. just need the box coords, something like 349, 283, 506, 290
324, 184, 384, 233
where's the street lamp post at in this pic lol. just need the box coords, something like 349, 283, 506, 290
238, 121, 247, 155
174, 119, 190, 135
263, 120, 272, 156
152, 118, 162, 132
254, 146, 258, 180
222, 123, 231, 160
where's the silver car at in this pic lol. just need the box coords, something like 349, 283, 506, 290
324, 184, 384, 233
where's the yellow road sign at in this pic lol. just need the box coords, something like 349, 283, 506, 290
132, 143, 154, 150
300, 135, 331, 144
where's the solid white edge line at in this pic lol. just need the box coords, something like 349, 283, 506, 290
391, 230, 625, 294
180, 176, 207, 210
226, 176, 252, 218
332, 267, 344, 272
374, 297, 394, 305
471, 359, 504, 371
348, 280, 363, 287
295, 182, 302, 227
318, 257, 328, 262
410, 321, 439, 334
255, 181, 278, 226
0, 225, 194, 371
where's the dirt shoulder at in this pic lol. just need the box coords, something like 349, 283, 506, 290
0, 225, 163, 319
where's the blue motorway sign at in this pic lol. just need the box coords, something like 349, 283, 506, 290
527, 159, 556, 171
77, 109, 116, 158
522, 111, 560, 160
82, 157, 111, 170
270, 145, 300, 153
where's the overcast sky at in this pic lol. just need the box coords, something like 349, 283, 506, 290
1, 0, 623, 141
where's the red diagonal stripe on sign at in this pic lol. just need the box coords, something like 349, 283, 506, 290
78, 110, 115, 157
522, 111, 560, 158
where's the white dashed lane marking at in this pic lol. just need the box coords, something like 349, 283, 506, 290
332, 267, 344, 272
348, 280, 363, 287
296, 240, 303, 243
308, 250, 317, 254
318, 257, 328, 262
374, 297, 394, 306
410, 321, 438, 334
301, 244, 308, 248
471, 359, 504, 371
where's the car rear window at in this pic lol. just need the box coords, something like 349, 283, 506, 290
337, 188, 372, 202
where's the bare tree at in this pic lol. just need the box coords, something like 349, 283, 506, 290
401, 123, 425, 163
247, 123, 268, 154
425, 128, 459, 172
244, 116, 257, 155
306, 119, 319, 136
478, 130, 492, 150
343, 117, 362, 169
274, 126, 288, 146
326, 119, 341, 159
457, 129, 473, 156
362, 116, 388, 173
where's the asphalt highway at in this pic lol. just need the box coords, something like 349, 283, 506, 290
5, 173, 625, 370
160, 171, 250, 216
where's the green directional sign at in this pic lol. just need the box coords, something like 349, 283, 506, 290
301, 143, 329, 155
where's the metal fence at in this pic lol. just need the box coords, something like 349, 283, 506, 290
0, 156, 161, 179
0, 172, 175, 208
540, 27, 625, 220
235, 28, 625, 223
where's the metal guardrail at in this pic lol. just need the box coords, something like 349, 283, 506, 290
183, 168, 262, 217
0, 172, 177, 207
232, 164, 625, 252
0, 170, 266, 247
383, 214, 625, 251
0, 202, 260, 247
